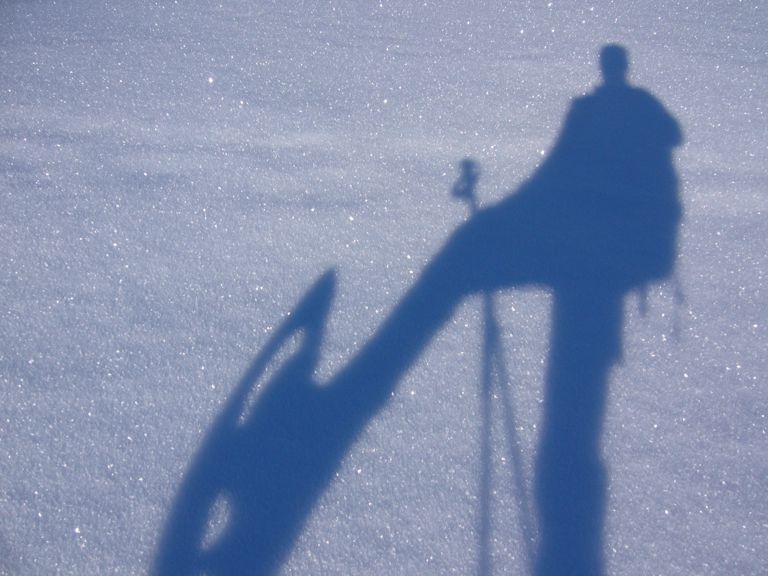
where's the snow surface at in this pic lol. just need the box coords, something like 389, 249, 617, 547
1, 1, 766, 574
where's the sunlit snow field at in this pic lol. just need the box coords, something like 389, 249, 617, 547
1, 1, 766, 574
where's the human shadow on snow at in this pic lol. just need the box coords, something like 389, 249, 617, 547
153, 44, 683, 576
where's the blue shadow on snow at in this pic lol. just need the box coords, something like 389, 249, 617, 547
153, 44, 683, 576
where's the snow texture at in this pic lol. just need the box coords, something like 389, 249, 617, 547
1, 1, 766, 575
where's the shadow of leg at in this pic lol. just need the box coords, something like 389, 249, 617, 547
534, 291, 620, 576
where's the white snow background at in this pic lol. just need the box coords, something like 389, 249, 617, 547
1, 1, 766, 574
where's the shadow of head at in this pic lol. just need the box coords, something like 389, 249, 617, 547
600, 43, 629, 86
